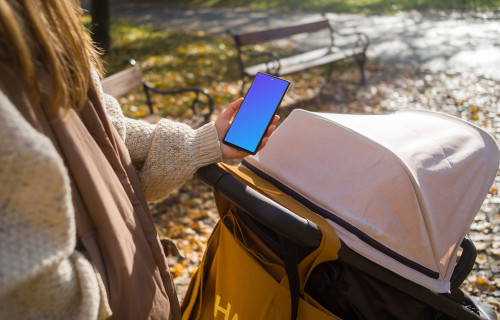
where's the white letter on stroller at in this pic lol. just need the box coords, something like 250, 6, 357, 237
214, 294, 239, 320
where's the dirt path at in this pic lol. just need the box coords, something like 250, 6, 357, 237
107, 2, 500, 80
87, 1, 500, 315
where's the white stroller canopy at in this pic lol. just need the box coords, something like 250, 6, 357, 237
243, 109, 499, 293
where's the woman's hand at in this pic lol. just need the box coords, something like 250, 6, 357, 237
214, 98, 280, 160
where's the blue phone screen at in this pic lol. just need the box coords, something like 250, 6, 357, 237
223, 73, 289, 153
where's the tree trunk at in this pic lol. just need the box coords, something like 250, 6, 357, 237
91, 0, 110, 51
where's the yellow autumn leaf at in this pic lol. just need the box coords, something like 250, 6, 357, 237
171, 263, 184, 277
190, 268, 198, 276
490, 186, 498, 195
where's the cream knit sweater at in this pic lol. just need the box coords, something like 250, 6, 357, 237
0, 73, 223, 319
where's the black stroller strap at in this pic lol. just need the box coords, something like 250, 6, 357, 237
283, 240, 300, 320
242, 159, 440, 280
234, 208, 301, 320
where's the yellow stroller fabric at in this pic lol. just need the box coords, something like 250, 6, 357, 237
181, 164, 341, 320
243, 109, 499, 293
181, 107, 500, 320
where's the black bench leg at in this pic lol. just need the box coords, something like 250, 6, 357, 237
240, 76, 250, 97
240, 81, 245, 97
355, 52, 367, 85
325, 63, 335, 84
144, 85, 155, 115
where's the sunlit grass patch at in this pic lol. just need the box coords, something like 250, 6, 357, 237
82, 16, 240, 119
155, 0, 500, 14
82, 17, 353, 121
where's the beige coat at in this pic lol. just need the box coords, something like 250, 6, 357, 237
0, 65, 223, 319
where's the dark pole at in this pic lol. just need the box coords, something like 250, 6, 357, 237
90, 0, 110, 51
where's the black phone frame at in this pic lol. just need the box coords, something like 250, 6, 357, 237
222, 72, 290, 155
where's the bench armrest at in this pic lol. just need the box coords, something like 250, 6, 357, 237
238, 49, 281, 77
143, 83, 214, 122
119, 59, 214, 122
332, 30, 370, 52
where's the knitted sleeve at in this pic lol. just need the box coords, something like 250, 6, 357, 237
0, 91, 111, 319
94, 72, 223, 202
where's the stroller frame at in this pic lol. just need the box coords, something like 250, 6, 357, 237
195, 164, 497, 320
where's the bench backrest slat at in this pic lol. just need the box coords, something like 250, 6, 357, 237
233, 19, 331, 46
101, 65, 144, 98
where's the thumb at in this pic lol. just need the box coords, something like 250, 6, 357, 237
223, 97, 243, 119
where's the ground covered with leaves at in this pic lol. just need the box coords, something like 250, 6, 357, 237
148, 60, 500, 315
97, 18, 500, 315
152, 0, 498, 15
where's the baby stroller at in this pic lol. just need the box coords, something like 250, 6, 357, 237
181, 109, 499, 320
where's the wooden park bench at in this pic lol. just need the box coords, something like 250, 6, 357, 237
228, 18, 370, 95
101, 59, 214, 126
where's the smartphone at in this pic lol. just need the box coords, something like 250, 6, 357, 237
223, 72, 290, 154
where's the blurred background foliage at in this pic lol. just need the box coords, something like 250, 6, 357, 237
81, 4, 500, 310
82, 14, 327, 120
83, 15, 243, 119
152, 0, 499, 14
83, 0, 499, 120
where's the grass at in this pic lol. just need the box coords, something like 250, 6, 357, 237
83, 15, 244, 119
151, 0, 500, 15
83, 15, 330, 120
84, 0, 499, 120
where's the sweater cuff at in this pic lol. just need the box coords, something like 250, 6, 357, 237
190, 122, 223, 167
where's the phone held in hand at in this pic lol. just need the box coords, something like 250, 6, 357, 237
223, 72, 290, 155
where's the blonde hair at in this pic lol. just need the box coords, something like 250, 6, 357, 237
0, 0, 103, 115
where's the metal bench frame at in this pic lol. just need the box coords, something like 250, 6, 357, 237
101, 59, 214, 123
196, 163, 497, 320
228, 19, 370, 95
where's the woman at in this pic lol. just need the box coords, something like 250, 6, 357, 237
0, 0, 278, 319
